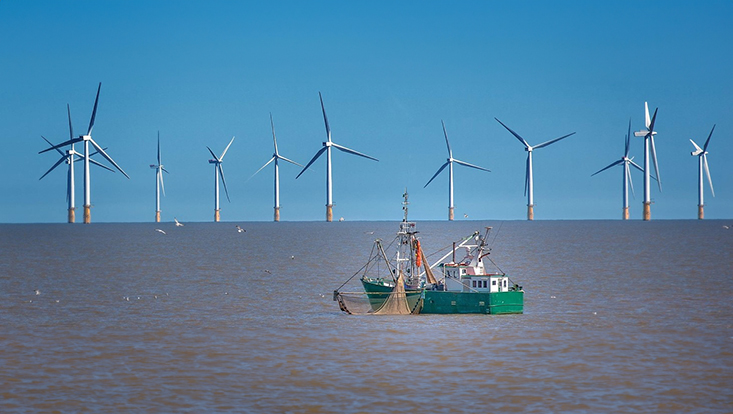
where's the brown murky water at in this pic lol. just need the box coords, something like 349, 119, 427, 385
1, 220, 732, 413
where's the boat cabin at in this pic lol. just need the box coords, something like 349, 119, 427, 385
440, 263, 510, 293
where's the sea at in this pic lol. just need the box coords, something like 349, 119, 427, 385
1, 220, 732, 413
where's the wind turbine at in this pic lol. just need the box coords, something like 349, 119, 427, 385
296, 92, 378, 222
39, 83, 129, 223
592, 120, 645, 220
39, 104, 113, 223
633, 102, 660, 221
690, 125, 715, 219
150, 132, 169, 222
207, 136, 235, 222
424, 120, 490, 221
250, 113, 302, 222
495, 118, 575, 220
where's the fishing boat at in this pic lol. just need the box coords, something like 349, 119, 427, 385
334, 192, 524, 315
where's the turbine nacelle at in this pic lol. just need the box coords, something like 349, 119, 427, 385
634, 130, 657, 137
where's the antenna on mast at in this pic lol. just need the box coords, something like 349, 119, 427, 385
402, 188, 409, 222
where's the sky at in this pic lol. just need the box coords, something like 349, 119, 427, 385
1, 0, 732, 223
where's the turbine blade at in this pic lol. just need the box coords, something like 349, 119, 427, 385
88, 157, 115, 173
629, 160, 645, 174
159, 169, 166, 197
39, 156, 67, 180
248, 156, 275, 181
627, 164, 636, 199
277, 155, 303, 167
39, 137, 82, 154
319, 92, 331, 142
331, 143, 379, 161
648, 107, 658, 135
625, 118, 631, 157
219, 164, 230, 202
703, 124, 715, 152
424, 162, 449, 188
534, 132, 576, 149
157, 131, 161, 165
162, 167, 170, 174
453, 159, 491, 173
644, 102, 651, 128
495, 118, 530, 148
41, 136, 65, 156
88, 156, 115, 172
206, 147, 219, 161
704, 155, 714, 197
296, 146, 327, 179
650, 136, 661, 191
270, 112, 279, 155
690, 139, 703, 154
441, 120, 452, 157
87, 82, 101, 135
67, 104, 74, 140
89, 138, 130, 178
219, 136, 235, 159
591, 159, 623, 176
524, 155, 529, 197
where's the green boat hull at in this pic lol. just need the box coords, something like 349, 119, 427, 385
361, 278, 523, 315
422, 290, 523, 315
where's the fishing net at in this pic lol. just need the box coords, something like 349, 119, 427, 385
335, 272, 422, 315
373, 271, 413, 315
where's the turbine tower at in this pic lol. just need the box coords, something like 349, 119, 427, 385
690, 125, 715, 219
591, 120, 645, 220
424, 120, 490, 221
39, 104, 112, 223
296, 92, 378, 222
495, 118, 575, 220
39, 83, 129, 223
250, 113, 302, 222
207, 137, 234, 222
633, 102, 660, 221
150, 132, 169, 222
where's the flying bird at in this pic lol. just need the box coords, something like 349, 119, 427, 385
155, 229, 166, 235
174, 217, 184, 227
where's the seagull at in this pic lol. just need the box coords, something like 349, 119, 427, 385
155, 229, 166, 234
34, 289, 40, 295
724, 225, 730, 229
174, 218, 184, 227
364, 231, 374, 235
464, 214, 468, 218
236, 225, 246, 233
290, 255, 295, 260
265, 269, 272, 274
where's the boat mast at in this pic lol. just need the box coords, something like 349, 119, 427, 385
397, 190, 418, 285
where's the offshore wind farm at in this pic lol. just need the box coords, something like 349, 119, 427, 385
3, 3, 733, 414
3, 2, 733, 223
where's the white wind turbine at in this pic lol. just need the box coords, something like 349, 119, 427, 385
150, 132, 169, 223
633, 102, 660, 221
690, 125, 715, 219
207, 137, 235, 222
250, 113, 302, 222
495, 118, 575, 220
591, 120, 646, 220
424, 120, 491, 221
39, 83, 129, 223
296, 92, 378, 222
39, 104, 113, 223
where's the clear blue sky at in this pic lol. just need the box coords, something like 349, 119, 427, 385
2, 0, 732, 223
